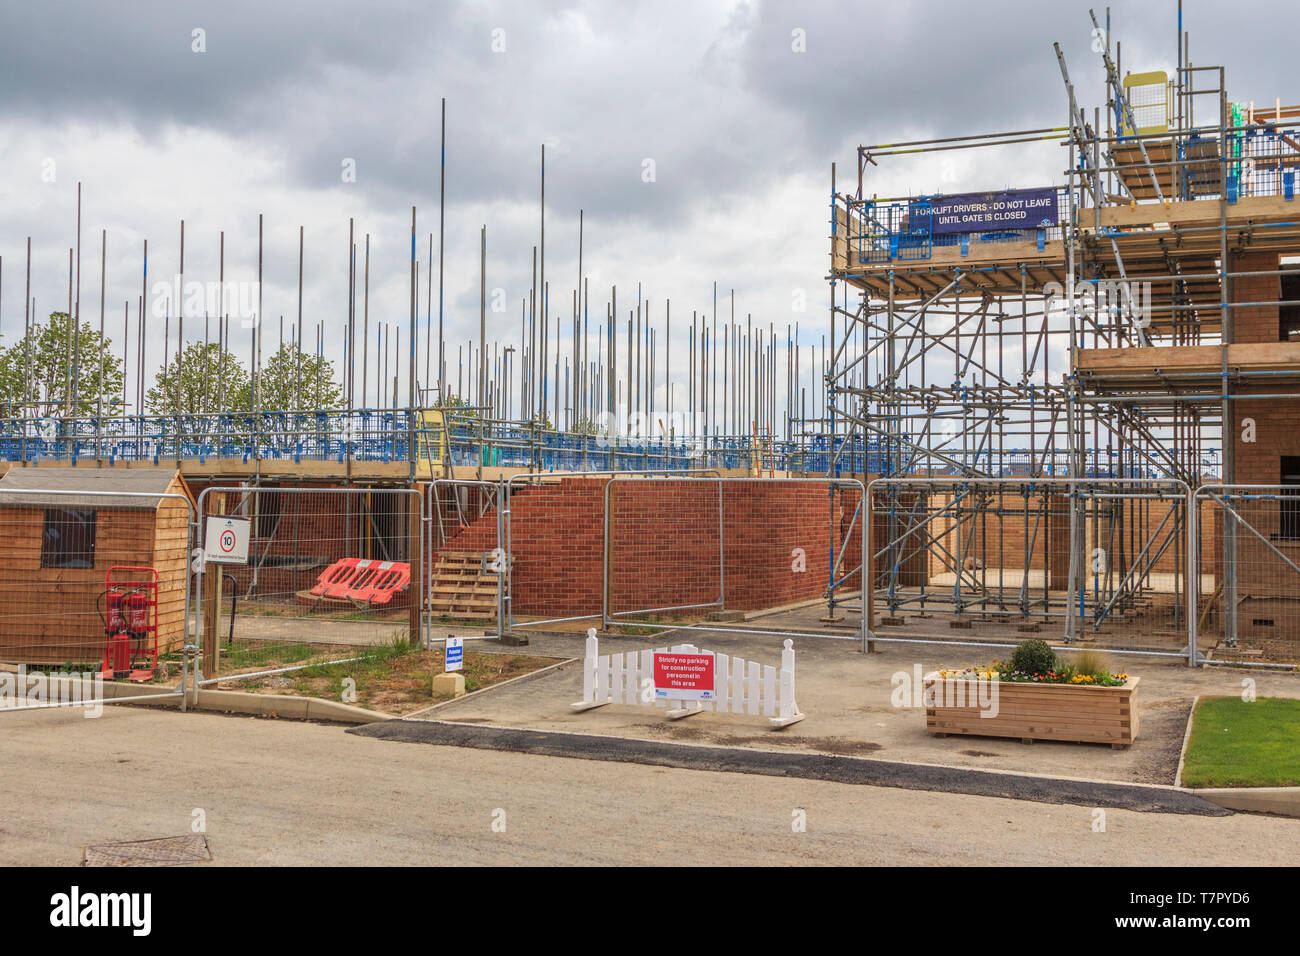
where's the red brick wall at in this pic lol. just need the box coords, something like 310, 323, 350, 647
1226, 251, 1297, 489
443, 478, 845, 618
1231, 386, 1300, 486
719, 482, 834, 610
868, 490, 930, 587
610, 481, 722, 614
1231, 251, 1281, 345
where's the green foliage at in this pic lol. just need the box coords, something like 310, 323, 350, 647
252, 343, 343, 411
145, 341, 250, 416
1008, 639, 1057, 675
434, 395, 479, 420
570, 417, 600, 437
146, 341, 344, 416
0, 312, 125, 416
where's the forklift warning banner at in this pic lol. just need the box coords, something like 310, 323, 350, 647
928, 188, 1058, 235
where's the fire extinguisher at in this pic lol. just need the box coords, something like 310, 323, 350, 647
98, 586, 132, 675
125, 590, 149, 637
104, 588, 125, 635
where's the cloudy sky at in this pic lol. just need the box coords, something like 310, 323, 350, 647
0, 0, 1291, 430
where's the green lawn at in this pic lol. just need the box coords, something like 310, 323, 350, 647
1182, 696, 1300, 788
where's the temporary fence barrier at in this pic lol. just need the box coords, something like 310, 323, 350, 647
572, 630, 804, 728
866, 476, 1197, 662
192, 485, 424, 687
1194, 485, 1300, 667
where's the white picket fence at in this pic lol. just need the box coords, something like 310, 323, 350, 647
571, 629, 804, 729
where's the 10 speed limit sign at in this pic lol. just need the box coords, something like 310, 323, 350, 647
203, 516, 251, 565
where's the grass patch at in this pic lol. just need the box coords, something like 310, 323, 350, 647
1182, 696, 1300, 788
221, 639, 324, 673
230, 637, 564, 715
234, 602, 407, 623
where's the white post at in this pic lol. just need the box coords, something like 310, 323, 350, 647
770, 638, 805, 728
570, 627, 607, 712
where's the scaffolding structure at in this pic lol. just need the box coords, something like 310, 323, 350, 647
828, 8, 1300, 659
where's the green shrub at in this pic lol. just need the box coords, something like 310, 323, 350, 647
1008, 639, 1057, 675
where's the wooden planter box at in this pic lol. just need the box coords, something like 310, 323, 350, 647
923, 676, 1140, 749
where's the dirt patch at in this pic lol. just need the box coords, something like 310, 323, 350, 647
228, 648, 564, 716
1128, 697, 1194, 785
743, 736, 884, 757
639, 722, 884, 757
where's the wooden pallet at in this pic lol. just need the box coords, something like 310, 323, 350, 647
429, 551, 499, 619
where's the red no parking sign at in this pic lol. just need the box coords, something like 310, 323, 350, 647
653, 652, 715, 701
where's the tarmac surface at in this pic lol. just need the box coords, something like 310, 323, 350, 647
414, 626, 1300, 786
356, 719, 1230, 815
3, 704, 1297, 866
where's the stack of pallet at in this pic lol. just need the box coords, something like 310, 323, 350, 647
428, 551, 499, 619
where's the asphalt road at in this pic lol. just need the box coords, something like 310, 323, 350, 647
356, 719, 1229, 815
1, 705, 1296, 866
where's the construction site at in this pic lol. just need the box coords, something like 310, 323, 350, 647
1, 4, 1299, 691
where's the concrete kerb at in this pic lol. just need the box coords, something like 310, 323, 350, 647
3, 674, 388, 724
1189, 787, 1300, 817
195, 688, 389, 724
1173, 694, 1199, 788
24, 654, 1298, 813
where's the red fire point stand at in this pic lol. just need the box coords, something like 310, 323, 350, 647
99, 566, 159, 682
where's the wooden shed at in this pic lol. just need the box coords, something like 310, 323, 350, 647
0, 467, 193, 666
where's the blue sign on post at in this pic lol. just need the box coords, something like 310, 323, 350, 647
445, 636, 464, 672
928, 188, 1059, 235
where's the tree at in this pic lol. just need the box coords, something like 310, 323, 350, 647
435, 395, 479, 419
252, 343, 343, 412
0, 312, 125, 417
145, 342, 250, 416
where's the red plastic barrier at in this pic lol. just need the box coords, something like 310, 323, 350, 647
311, 558, 364, 598
311, 558, 410, 605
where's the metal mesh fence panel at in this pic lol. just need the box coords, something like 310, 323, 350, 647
425, 480, 502, 633
194, 486, 422, 685
1196, 485, 1300, 665
867, 478, 1194, 658
601, 476, 866, 643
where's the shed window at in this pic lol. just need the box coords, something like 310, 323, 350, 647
41, 508, 97, 568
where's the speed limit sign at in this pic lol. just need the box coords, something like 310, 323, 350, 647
203, 516, 251, 565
